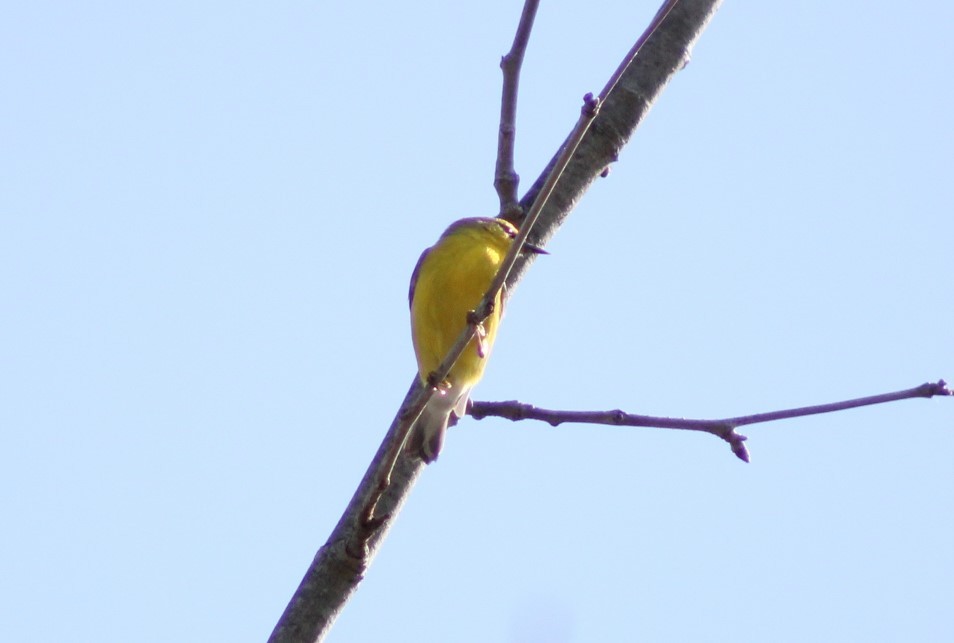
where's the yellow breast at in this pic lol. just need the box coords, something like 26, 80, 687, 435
410, 219, 515, 389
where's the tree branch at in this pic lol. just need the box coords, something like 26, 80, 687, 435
510, 0, 721, 283
470, 380, 952, 462
267, 2, 724, 641
395, 0, 687, 481
495, 0, 539, 219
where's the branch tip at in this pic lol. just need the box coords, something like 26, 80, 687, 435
727, 432, 750, 463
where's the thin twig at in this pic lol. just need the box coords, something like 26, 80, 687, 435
469, 380, 951, 463
495, 0, 540, 219
596, 0, 682, 104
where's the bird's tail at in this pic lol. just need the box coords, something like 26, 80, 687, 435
411, 386, 470, 463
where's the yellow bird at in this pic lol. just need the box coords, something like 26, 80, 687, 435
409, 217, 545, 462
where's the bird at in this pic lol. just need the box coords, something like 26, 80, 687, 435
408, 217, 545, 462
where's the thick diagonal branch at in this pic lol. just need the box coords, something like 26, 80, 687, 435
267, 2, 723, 641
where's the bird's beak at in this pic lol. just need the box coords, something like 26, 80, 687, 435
522, 241, 548, 255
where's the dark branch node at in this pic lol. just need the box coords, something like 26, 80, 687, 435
360, 511, 391, 534
927, 379, 951, 396
468, 299, 495, 325
343, 535, 369, 562
582, 92, 601, 117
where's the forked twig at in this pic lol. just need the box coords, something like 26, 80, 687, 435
470, 379, 952, 462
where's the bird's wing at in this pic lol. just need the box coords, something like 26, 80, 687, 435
408, 246, 430, 308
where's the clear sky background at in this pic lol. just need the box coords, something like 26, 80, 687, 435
3, 2, 952, 642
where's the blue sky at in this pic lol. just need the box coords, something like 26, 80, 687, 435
2, 2, 952, 642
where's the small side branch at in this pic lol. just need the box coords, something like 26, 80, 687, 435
469, 380, 951, 463
495, 0, 540, 219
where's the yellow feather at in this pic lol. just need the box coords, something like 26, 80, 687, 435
408, 217, 522, 462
